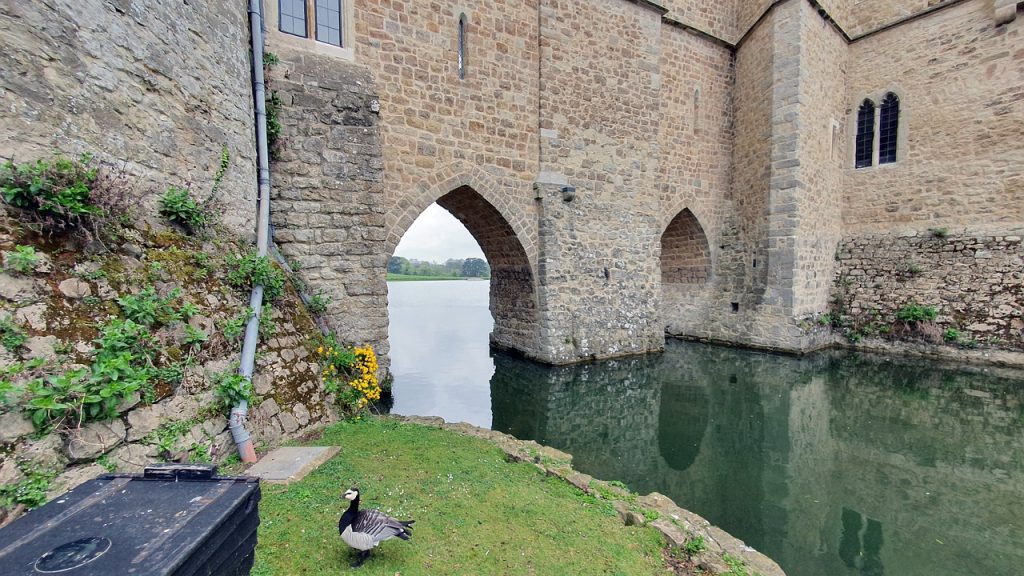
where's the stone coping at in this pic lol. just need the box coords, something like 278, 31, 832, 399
246, 446, 341, 485
391, 415, 786, 576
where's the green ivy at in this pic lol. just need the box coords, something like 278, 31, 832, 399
896, 302, 938, 323
116, 286, 182, 328
212, 369, 256, 415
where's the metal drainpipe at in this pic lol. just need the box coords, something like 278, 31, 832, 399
231, 0, 272, 464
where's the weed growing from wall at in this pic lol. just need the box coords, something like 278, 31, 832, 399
0, 316, 27, 351
227, 252, 286, 301
317, 334, 381, 416
4, 245, 40, 274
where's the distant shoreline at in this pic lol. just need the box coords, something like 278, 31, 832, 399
387, 274, 490, 282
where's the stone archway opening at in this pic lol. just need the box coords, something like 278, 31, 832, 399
391, 185, 537, 355
660, 208, 712, 335
437, 186, 536, 354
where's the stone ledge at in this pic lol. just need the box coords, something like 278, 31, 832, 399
391, 415, 786, 576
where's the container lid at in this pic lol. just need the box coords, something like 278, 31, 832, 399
0, 469, 260, 575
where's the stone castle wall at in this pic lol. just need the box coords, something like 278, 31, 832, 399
834, 229, 1024, 348
843, 0, 1024, 234
0, 1, 258, 236
263, 50, 390, 359
657, 22, 734, 335
790, 1, 847, 316
356, 0, 543, 358
662, 0, 736, 40
533, 0, 666, 362
2, 0, 1022, 366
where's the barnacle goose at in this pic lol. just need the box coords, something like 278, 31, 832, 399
339, 487, 414, 568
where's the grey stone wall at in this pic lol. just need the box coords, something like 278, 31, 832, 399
0, 1, 258, 236
265, 49, 389, 361
834, 229, 1024, 349
533, 0, 666, 363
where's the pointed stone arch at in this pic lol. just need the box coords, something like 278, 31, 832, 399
660, 207, 714, 337
660, 208, 712, 286
386, 166, 538, 357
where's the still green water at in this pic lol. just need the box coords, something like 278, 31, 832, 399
388, 281, 1024, 576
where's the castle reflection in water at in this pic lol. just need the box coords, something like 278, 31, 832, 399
491, 341, 1024, 576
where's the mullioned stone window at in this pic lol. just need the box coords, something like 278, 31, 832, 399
853, 91, 903, 169
268, 0, 354, 60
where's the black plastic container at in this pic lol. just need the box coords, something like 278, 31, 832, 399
0, 465, 260, 575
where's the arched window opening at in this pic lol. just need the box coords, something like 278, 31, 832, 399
855, 99, 875, 169
878, 93, 900, 165
457, 14, 467, 80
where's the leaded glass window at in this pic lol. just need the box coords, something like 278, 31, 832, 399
855, 100, 875, 169
879, 93, 900, 165
316, 0, 342, 47
280, 0, 308, 38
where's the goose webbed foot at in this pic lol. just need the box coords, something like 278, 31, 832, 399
350, 550, 371, 568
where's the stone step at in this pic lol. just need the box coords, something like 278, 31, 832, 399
245, 446, 340, 484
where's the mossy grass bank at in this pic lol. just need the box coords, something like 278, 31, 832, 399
252, 416, 674, 575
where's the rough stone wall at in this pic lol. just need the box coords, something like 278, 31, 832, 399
834, 229, 1024, 349
661, 210, 711, 285
0, 1, 257, 236
534, 0, 665, 362
721, 13, 773, 322
843, 0, 1024, 233
662, 0, 736, 40
836, 0, 946, 38
790, 2, 846, 316
736, 0, 777, 41
264, 50, 389, 359
356, 0, 540, 258
657, 23, 734, 336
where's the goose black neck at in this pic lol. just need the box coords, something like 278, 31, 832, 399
339, 495, 360, 533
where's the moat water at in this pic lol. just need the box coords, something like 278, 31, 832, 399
387, 280, 1024, 576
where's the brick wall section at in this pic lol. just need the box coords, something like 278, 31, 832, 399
355, 0, 540, 258
838, 0, 947, 38
843, 0, 1024, 234
736, 0, 778, 41
730, 15, 774, 309
763, 0, 804, 316
834, 229, 1024, 348
534, 0, 665, 362
266, 50, 390, 359
0, 1, 257, 236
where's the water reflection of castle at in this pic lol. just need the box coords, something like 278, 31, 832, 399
491, 342, 1024, 576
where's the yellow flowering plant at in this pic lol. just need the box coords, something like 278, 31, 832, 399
316, 334, 381, 416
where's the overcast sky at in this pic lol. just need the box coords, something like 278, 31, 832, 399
393, 203, 486, 263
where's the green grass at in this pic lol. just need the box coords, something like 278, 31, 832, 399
386, 273, 480, 281
252, 417, 671, 575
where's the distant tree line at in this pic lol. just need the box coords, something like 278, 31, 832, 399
388, 256, 490, 278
